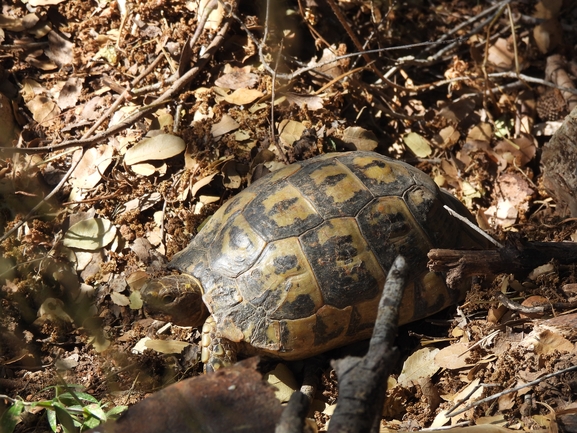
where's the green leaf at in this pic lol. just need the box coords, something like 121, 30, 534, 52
0, 400, 25, 433
106, 405, 127, 419
53, 402, 78, 433
47, 409, 58, 432
83, 403, 105, 423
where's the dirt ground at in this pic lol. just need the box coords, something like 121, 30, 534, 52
2, 0, 577, 431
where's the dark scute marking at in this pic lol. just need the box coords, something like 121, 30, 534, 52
300, 222, 380, 309
273, 254, 299, 275
290, 159, 372, 219
168, 240, 208, 274
228, 224, 251, 250
237, 268, 266, 302
346, 302, 378, 337
191, 207, 241, 256
243, 183, 323, 241
279, 321, 290, 352
203, 275, 242, 312
338, 153, 415, 197
357, 197, 429, 274
270, 293, 316, 320
275, 196, 299, 212
208, 213, 266, 278
248, 283, 284, 311
220, 303, 275, 349
313, 314, 345, 346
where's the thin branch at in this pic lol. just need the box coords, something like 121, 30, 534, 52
446, 364, 577, 417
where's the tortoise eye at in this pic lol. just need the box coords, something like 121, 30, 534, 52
162, 294, 176, 304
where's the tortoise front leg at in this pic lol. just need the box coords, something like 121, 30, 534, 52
201, 316, 238, 372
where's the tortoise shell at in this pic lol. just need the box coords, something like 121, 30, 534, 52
163, 151, 488, 360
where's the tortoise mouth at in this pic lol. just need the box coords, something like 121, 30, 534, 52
140, 274, 208, 327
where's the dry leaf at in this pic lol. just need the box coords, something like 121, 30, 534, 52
70, 145, 114, 190
467, 122, 493, 142
279, 119, 306, 147
496, 172, 533, 207
129, 291, 143, 310
130, 163, 157, 176
145, 339, 191, 354
487, 38, 515, 71
342, 126, 378, 151
58, 77, 84, 109
45, 30, 74, 66
124, 134, 185, 165
521, 328, 574, 354
533, 0, 562, 19
432, 125, 460, 148
494, 135, 537, 167
434, 342, 470, 370
224, 88, 263, 105
37, 298, 73, 322
397, 347, 440, 387
498, 392, 516, 411
403, 132, 432, 157
264, 363, 298, 404
307, 44, 348, 78
110, 292, 130, 307
451, 379, 483, 420
439, 98, 476, 123
197, 0, 225, 31
211, 114, 240, 137
215, 65, 258, 89
127, 271, 150, 291
484, 199, 518, 228
119, 192, 162, 216
26, 94, 60, 123
63, 217, 117, 250
222, 161, 248, 189
191, 173, 217, 197
533, 19, 563, 54
528, 263, 555, 281
283, 92, 323, 111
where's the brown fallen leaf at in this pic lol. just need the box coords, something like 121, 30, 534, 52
215, 65, 259, 89
487, 38, 516, 71
283, 92, 323, 111
211, 114, 240, 137
342, 126, 379, 151
494, 136, 537, 167
58, 77, 84, 110
46, 30, 74, 66
224, 88, 264, 105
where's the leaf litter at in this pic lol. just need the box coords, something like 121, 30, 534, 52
1, 0, 577, 432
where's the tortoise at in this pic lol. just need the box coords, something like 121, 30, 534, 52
141, 151, 490, 370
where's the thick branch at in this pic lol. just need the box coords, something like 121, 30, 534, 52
328, 255, 408, 433
428, 240, 577, 288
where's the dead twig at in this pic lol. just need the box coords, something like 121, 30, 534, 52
328, 255, 407, 433
446, 364, 577, 418
1, 101, 168, 155
443, 205, 503, 248
2, 17, 232, 156
496, 293, 577, 315
178, 0, 218, 77
0, 9, 232, 243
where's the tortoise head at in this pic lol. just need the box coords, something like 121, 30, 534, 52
140, 274, 208, 327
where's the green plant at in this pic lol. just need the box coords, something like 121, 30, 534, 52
0, 384, 127, 433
